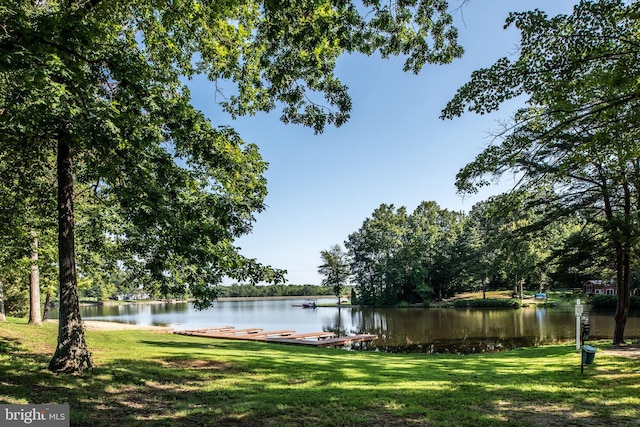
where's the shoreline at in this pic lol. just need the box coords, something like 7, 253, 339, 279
78, 295, 338, 306
45, 319, 174, 332
41, 319, 640, 358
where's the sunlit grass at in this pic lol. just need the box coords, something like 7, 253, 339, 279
1, 317, 639, 426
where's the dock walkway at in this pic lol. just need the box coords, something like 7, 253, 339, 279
175, 326, 377, 348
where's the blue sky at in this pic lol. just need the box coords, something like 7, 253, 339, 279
188, 1, 577, 285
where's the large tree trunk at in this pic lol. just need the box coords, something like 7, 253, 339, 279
28, 232, 42, 325
613, 240, 631, 344
601, 175, 631, 345
0, 278, 5, 322
42, 291, 51, 321
48, 137, 93, 373
612, 183, 632, 345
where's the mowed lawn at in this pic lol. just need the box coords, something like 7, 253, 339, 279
1, 318, 639, 426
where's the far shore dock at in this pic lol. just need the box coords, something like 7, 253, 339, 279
174, 326, 377, 348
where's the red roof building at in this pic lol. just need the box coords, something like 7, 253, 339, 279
583, 280, 617, 296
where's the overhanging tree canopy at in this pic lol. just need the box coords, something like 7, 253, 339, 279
442, 0, 640, 343
1, 0, 463, 372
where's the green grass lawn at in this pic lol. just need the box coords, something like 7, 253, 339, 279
1, 318, 639, 426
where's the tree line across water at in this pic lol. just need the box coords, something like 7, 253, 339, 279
219, 284, 335, 298
318, 198, 640, 308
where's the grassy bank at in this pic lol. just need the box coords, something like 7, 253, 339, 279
1, 318, 639, 426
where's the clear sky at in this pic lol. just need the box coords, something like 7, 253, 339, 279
188, 1, 577, 285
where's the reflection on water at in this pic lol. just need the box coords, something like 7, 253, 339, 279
348, 307, 561, 353
50, 298, 640, 353
346, 307, 573, 346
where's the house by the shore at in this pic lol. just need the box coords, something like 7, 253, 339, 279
583, 279, 617, 296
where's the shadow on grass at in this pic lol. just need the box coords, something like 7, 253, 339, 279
0, 336, 22, 354
1, 329, 639, 426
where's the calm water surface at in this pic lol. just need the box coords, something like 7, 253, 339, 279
53, 298, 640, 353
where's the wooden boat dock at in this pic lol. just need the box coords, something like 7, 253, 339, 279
174, 326, 377, 348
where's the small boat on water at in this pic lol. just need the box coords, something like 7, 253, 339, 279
301, 301, 316, 308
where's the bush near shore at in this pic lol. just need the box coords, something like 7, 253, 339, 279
1, 318, 639, 426
590, 295, 640, 310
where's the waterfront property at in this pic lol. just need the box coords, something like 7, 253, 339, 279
50, 297, 640, 353
583, 280, 617, 296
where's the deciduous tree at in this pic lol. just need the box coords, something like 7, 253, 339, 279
1, 0, 462, 372
318, 244, 351, 303
442, 0, 640, 343
346, 202, 464, 305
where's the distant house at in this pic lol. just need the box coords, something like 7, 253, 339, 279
583, 280, 617, 296
112, 291, 150, 301
129, 291, 150, 300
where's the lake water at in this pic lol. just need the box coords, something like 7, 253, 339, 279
53, 297, 640, 353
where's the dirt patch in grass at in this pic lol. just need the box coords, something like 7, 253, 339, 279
491, 401, 601, 427
602, 341, 640, 359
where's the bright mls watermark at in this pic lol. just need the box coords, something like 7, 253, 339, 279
1, 404, 69, 426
